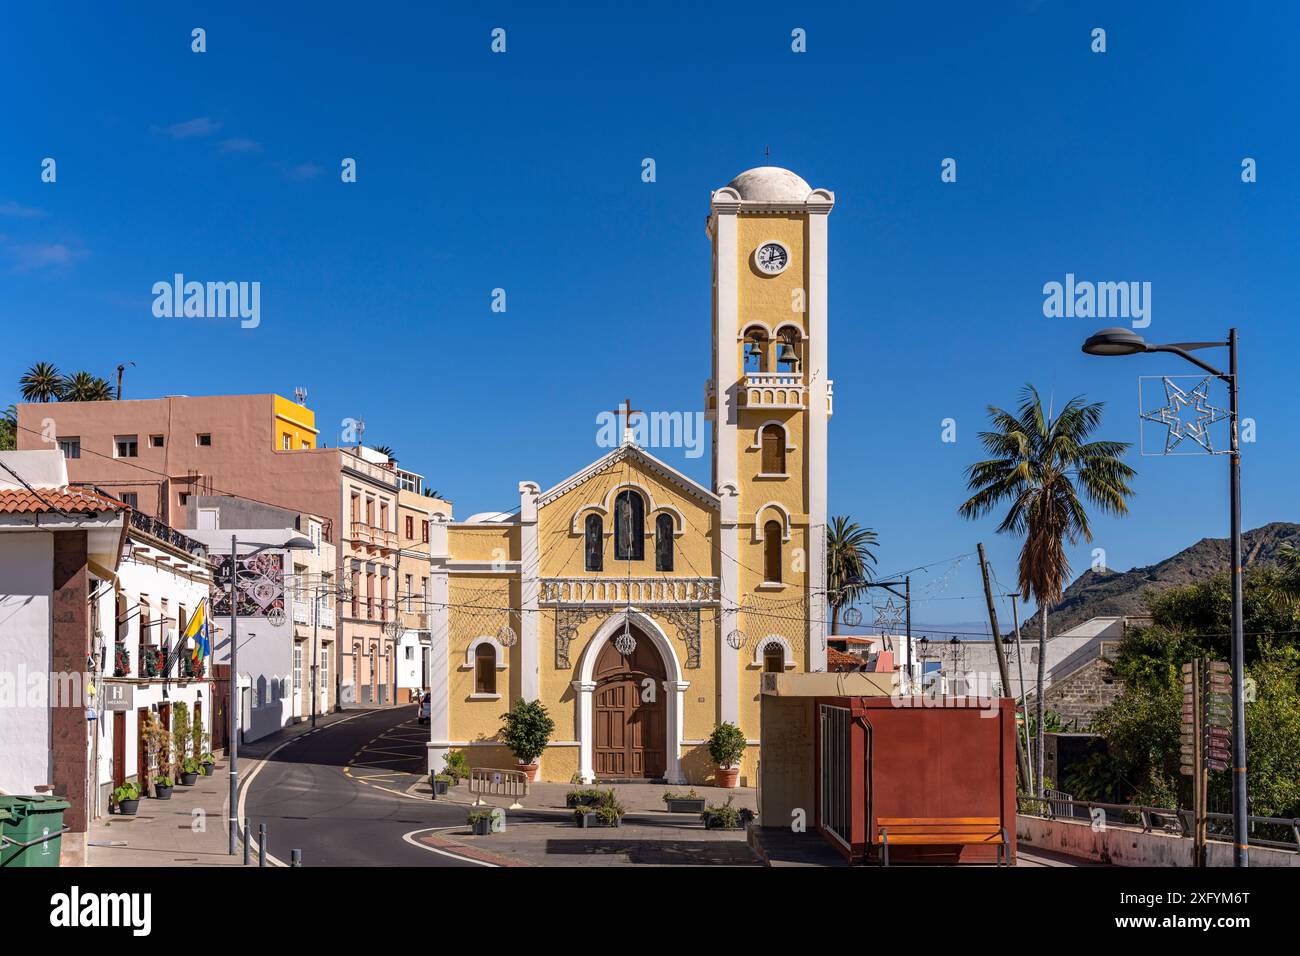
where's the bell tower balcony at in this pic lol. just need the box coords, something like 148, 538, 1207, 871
740, 372, 806, 410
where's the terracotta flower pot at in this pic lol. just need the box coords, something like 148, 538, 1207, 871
518, 761, 540, 782
716, 767, 740, 788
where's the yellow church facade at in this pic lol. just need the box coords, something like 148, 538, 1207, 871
425, 166, 834, 785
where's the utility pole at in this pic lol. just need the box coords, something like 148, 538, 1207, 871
1009, 591, 1035, 796
227, 534, 239, 855
977, 542, 1030, 795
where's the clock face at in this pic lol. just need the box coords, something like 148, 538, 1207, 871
755, 241, 789, 275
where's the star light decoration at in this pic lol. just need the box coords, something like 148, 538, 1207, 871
1141, 376, 1229, 454
873, 597, 904, 632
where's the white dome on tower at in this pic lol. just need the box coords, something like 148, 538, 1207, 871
725, 166, 813, 202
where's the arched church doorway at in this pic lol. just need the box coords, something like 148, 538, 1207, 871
592, 627, 667, 779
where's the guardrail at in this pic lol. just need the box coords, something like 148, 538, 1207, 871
469, 768, 529, 808
1019, 795, 1300, 851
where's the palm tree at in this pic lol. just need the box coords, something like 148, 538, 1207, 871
60, 371, 114, 402
0, 404, 16, 451
19, 362, 63, 402
825, 516, 879, 633
1277, 544, 1300, 600
959, 385, 1135, 796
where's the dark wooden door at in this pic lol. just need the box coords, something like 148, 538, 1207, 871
592, 631, 666, 779
112, 712, 126, 788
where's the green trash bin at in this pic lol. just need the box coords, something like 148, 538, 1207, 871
0, 795, 70, 867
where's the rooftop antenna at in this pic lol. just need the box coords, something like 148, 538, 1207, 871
293, 386, 308, 405
116, 361, 135, 400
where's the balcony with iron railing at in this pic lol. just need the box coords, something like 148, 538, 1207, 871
540, 576, 720, 606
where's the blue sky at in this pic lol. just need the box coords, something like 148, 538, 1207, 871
3, 2, 1297, 632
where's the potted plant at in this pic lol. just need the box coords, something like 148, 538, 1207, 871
201, 751, 216, 776
662, 788, 706, 813
430, 774, 452, 797
467, 809, 493, 836
498, 698, 555, 782
180, 756, 201, 786
573, 789, 624, 828
701, 795, 755, 830
565, 788, 605, 809
708, 721, 746, 788
153, 774, 174, 800
111, 782, 141, 815
442, 750, 470, 785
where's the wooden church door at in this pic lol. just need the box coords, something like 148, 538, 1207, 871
592, 629, 667, 779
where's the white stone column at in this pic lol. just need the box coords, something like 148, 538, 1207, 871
664, 679, 691, 784
518, 482, 541, 701
572, 680, 596, 783
712, 190, 743, 716
806, 192, 834, 673
719, 483, 740, 724
426, 514, 451, 774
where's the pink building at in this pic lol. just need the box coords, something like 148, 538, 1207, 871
16, 394, 421, 706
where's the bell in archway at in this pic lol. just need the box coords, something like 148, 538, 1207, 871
777, 342, 799, 366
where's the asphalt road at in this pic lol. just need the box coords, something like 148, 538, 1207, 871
241, 706, 483, 867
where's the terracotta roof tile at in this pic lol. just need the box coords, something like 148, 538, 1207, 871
827, 647, 864, 671
0, 486, 128, 515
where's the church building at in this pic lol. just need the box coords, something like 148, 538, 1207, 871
425, 166, 835, 785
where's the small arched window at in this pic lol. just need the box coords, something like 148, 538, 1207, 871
613, 490, 645, 561
763, 519, 783, 583
584, 514, 603, 571
763, 642, 786, 673
655, 513, 674, 572
475, 643, 497, 695
760, 424, 786, 475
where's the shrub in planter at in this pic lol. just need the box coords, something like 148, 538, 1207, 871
467, 809, 495, 836
180, 757, 202, 786
430, 774, 451, 797
498, 699, 555, 781
201, 751, 216, 776
701, 795, 755, 830
565, 788, 605, 808
708, 721, 746, 787
442, 749, 471, 785
153, 775, 174, 800
662, 788, 706, 813
573, 790, 624, 827
111, 782, 141, 815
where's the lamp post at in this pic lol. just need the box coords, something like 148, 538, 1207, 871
1082, 326, 1246, 866
225, 534, 314, 856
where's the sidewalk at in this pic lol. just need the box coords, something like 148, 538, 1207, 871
86, 710, 360, 867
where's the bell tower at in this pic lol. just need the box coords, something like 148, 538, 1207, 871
707, 167, 834, 719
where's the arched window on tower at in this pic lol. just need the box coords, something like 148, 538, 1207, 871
743, 329, 769, 373
475, 643, 497, 695
760, 424, 786, 475
763, 641, 786, 673
776, 328, 802, 373
584, 514, 603, 572
763, 519, 783, 583
613, 490, 645, 561
655, 513, 674, 572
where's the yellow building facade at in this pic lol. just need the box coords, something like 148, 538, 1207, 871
273, 394, 318, 451
426, 167, 833, 785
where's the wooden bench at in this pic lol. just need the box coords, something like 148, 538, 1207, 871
875, 817, 1009, 866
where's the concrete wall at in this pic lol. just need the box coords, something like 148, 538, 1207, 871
0, 532, 54, 796
1016, 814, 1300, 867
757, 695, 815, 827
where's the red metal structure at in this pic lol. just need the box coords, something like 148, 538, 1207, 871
813, 696, 1018, 864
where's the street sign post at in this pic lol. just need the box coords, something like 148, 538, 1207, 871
1179, 658, 1235, 866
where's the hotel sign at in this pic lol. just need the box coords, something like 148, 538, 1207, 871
102, 681, 134, 711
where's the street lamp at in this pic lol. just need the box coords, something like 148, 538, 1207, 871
225, 533, 314, 856
1082, 326, 1247, 867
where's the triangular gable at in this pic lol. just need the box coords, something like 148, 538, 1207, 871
536, 442, 719, 510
